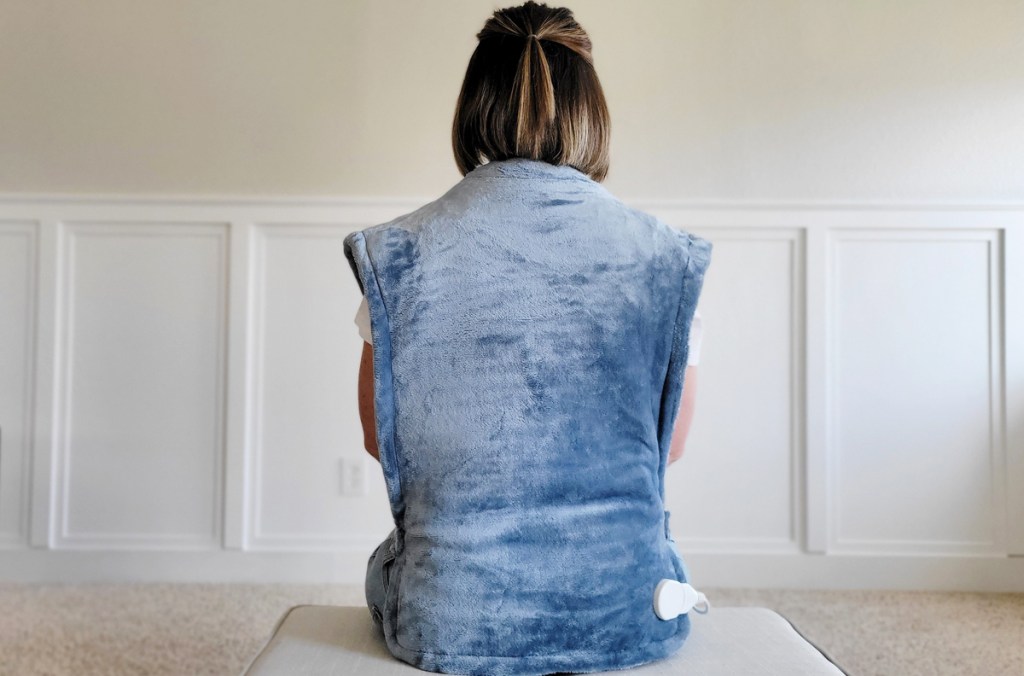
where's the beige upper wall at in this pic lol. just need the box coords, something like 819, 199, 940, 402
1, 0, 1021, 201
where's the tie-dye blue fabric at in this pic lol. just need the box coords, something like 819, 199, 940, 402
343, 157, 712, 675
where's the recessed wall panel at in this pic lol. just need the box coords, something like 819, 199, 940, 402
0, 223, 36, 545
832, 231, 999, 551
670, 231, 800, 549
59, 224, 226, 546
251, 226, 392, 546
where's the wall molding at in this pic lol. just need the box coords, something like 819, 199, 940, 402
0, 222, 38, 547
3, 192, 1024, 211
0, 194, 1020, 588
674, 228, 806, 552
825, 228, 1007, 557
246, 224, 363, 551
51, 221, 230, 549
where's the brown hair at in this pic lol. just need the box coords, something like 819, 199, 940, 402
452, 1, 611, 182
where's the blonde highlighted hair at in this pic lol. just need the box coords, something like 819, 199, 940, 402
452, 1, 611, 182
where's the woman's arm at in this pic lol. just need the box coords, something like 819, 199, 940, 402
668, 365, 697, 465
358, 341, 380, 462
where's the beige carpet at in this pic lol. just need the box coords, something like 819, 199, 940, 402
0, 584, 1021, 675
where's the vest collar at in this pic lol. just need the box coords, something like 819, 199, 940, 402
466, 157, 594, 183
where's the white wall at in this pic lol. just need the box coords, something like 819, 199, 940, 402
1, 1, 1022, 589
1, 1, 1022, 200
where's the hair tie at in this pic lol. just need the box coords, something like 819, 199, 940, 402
528, 33, 539, 39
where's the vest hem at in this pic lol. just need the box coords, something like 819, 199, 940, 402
382, 622, 689, 676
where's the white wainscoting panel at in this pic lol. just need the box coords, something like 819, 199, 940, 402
247, 224, 393, 550
1008, 226, 1024, 556
669, 229, 803, 552
0, 195, 1019, 589
829, 229, 1005, 555
53, 222, 228, 549
0, 222, 37, 546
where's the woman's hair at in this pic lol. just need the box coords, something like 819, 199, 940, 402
452, 1, 611, 182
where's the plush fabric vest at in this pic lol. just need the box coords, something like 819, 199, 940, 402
343, 157, 712, 675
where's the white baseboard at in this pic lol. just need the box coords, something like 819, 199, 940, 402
1, 549, 1022, 591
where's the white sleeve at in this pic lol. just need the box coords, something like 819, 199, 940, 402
354, 296, 372, 344
686, 309, 702, 366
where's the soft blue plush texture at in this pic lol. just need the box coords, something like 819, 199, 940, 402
343, 157, 712, 676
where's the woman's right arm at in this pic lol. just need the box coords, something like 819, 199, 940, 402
668, 365, 697, 464
668, 309, 702, 465
358, 341, 380, 462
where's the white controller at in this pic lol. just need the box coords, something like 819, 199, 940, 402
653, 579, 711, 620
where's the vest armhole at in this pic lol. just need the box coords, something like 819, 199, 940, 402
343, 231, 366, 297
656, 231, 713, 493
342, 229, 406, 523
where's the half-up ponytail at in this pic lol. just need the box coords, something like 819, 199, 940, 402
514, 34, 556, 157
453, 1, 611, 181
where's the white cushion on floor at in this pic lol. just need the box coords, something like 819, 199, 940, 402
241, 605, 846, 675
